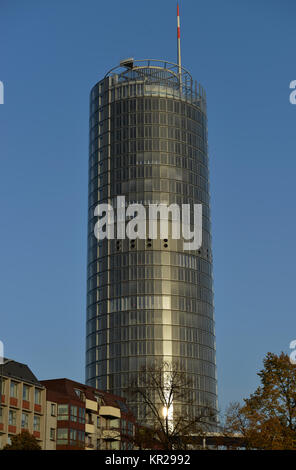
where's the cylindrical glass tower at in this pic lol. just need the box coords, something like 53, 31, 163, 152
86, 60, 217, 423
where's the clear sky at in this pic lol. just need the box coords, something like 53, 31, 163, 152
0, 0, 295, 415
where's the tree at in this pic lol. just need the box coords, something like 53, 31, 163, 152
133, 425, 160, 450
129, 361, 217, 450
224, 352, 296, 450
2, 431, 42, 450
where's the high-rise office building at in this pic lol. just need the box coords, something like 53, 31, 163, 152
86, 20, 218, 424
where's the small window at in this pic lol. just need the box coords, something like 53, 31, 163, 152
22, 384, 29, 401
128, 421, 134, 436
78, 407, 85, 424
57, 428, 68, 445
50, 428, 55, 441
57, 404, 69, 421
9, 410, 16, 426
70, 429, 77, 446
74, 389, 84, 400
51, 403, 56, 416
34, 388, 41, 405
21, 412, 29, 429
71, 405, 78, 422
33, 415, 40, 432
10, 382, 18, 398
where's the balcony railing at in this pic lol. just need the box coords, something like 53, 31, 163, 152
102, 428, 121, 441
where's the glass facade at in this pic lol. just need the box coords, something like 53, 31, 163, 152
86, 60, 218, 423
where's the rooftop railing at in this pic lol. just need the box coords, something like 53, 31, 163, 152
105, 59, 206, 110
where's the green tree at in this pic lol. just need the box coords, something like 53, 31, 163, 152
3, 430, 41, 450
224, 352, 296, 450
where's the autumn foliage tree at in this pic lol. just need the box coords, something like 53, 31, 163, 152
224, 352, 296, 450
2, 431, 41, 450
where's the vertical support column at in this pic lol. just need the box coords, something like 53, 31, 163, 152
106, 77, 112, 391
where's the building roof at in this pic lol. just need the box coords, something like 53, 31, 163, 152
40, 378, 134, 418
1, 358, 44, 387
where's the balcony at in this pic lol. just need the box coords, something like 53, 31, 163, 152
102, 428, 121, 441
85, 399, 97, 412
85, 422, 95, 434
99, 406, 120, 419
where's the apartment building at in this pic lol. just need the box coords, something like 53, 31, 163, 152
0, 359, 46, 449
41, 378, 136, 450
0, 360, 136, 450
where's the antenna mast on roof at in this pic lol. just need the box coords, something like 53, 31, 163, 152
177, 3, 182, 85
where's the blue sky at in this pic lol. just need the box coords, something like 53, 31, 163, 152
0, 0, 295, 414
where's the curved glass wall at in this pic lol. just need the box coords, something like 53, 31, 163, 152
86, 60, 218, 423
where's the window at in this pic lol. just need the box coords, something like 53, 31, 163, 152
33, 415, 40, 432
57, 404, 69, 421
50, 428, 55, 441
85, 412, 91, 424
0, 379, 5, 395
22, 384, 29, 401
0, 407, 3, 423
128, 421, 134, 436
77, 430, 85, 447
9, 410, 16, 426
121, 419, 127, 433
97, 416, 100, 428
74, 389, 84, 400
57, 428, 68, 445
21, 412, 29, 429
70, 429, 77, 445
51, 403, 56, 416
70, 405, 77, 422
110, 441, 120, 450
10, 381, 18, 398
110, 418, 120, 429
78, 407, 85, 424
34, 388, 41, 405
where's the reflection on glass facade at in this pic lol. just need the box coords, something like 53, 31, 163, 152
86, 60, 218, 422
